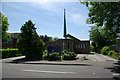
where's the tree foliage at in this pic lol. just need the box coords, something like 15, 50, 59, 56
40, 35, 52, 43
0, 12, 10, 43
100, 46, 110, 55
90, 25, 117, 52
82, 2, 120, 52
89, 2, 119, 39
17, 20, 44, 60
39, 35, 58, 43
87, 2, 119, 38
87, 2, 119, 28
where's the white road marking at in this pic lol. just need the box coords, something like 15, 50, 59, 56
22, 69, 77, 74
113, 73, 120, 76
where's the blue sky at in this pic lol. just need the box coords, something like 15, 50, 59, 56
2, 1, 91, 40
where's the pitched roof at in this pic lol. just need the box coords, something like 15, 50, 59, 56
66, 34, 81, 41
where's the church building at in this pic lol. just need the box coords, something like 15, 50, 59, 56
46, 9, 90, 54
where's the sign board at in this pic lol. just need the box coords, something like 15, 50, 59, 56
47, 46, 61, 53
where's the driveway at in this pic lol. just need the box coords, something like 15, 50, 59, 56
76, 53, 118, 62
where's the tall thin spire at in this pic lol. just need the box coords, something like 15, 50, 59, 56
63, 9, 67, 39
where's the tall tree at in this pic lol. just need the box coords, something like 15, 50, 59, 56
17, 20, 44, 60
82, 2, 120, 51
0, 12, 10, 43
90, 26, 114, 52
86, 2, 120, 39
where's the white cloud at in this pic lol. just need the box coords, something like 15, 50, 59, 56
68, 12, 86, 26
28, 2, 63, 14
37, 2, 58, 12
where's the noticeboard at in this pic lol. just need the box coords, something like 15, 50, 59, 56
47, 46, 61, 53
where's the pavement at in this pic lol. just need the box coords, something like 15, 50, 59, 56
1, 53, 118, 65
80, 53, 118, 62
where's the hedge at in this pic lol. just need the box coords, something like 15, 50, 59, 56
101, 46, 119, 59
108, 50, 119, 59
0, 48, 22, 59
48, 52, 61, 61
101, 46, 110, 55
42, 50, 77, 61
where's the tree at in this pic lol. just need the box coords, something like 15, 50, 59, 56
39, 35, 58, 42
82, 2, 120, 52
90, 26, 103, 52
0, 12, 10, 43
83, 2, 120, 41
90, 26, 112, 52
40, 35, 52, 43
17, 20, 44, 60
87, 2, 119, 30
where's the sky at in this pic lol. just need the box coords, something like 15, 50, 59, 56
2, 0, 91, 40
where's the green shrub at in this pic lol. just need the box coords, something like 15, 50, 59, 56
101, 46, 119, 59
108, 50, 116, 56
69, 52, 77, 58
48, 52, 61, 61
62, 51, 77, 60
43, 50, 48, 60
101, 46, 110, 55
62, 50, 68, 54
0, 48, 21, 58
108, 50, 119, 59
90, 45, 95, 52
111, 53, 119, 59
63, 53, 71, 60
43, 50, 77, 61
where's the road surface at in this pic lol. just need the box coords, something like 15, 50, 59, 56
2, 62, 119, 78
1, 54, 120, 79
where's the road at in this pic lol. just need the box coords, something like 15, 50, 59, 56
1, 54, 120, 79
2, 61, 119, 79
